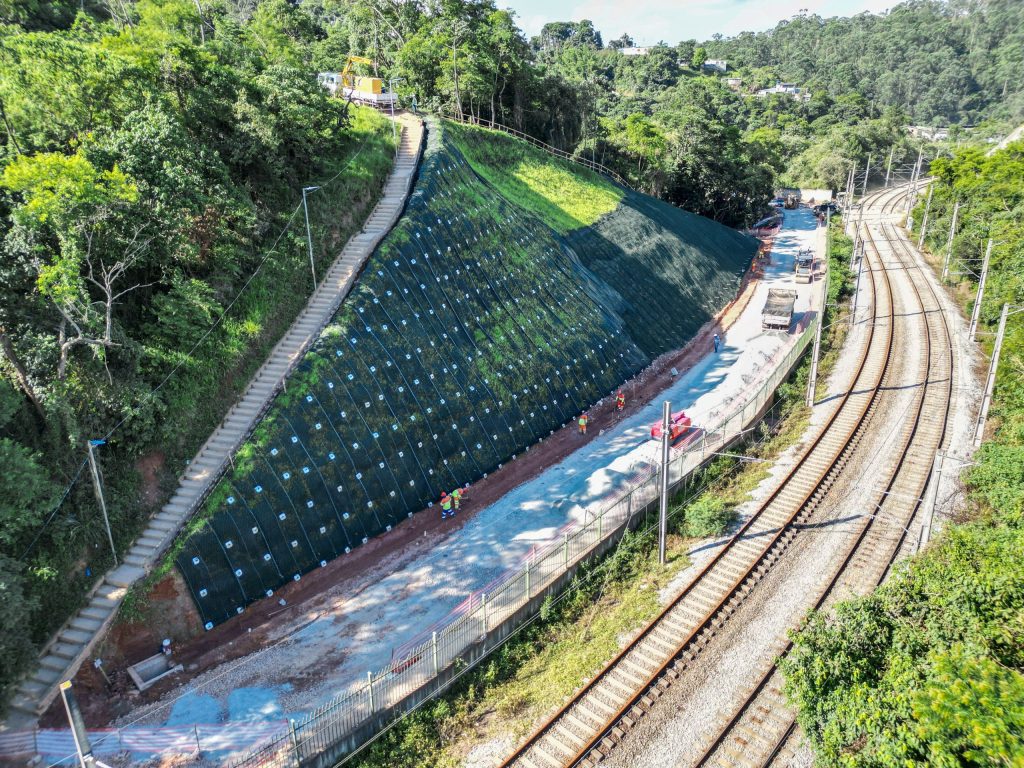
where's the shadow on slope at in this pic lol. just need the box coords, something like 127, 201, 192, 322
174, 118, 756, 627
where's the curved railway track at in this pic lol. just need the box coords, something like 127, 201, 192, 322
690, 186, 954, 768
497, 207, 899, 768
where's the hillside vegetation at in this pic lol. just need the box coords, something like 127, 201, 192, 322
782, 142, 1024, 765
0, 0, 397, 703
174, 119, 756, 627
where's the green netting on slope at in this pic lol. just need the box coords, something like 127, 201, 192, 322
176, 119, 755, 627
563, 189, 754, 357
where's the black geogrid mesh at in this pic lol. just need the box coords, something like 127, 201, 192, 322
176, 120, 755, 627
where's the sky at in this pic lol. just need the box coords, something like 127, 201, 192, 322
503, 0, 898, 46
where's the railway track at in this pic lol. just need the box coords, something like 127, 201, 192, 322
497, 206, 899, 768
690, 187, 953, 768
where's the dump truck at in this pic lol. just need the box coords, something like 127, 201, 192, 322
795, 249, 815, 283
762, 288, 798, 330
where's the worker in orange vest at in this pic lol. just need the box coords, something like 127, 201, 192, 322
451, 487, 463, 511
440, 492, 453, 519
578, 413, 588, 435
616, 391, 625, 411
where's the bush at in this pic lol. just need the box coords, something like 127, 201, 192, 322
683, 495, 732, 538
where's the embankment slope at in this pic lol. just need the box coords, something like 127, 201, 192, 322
176, 118, 756, 627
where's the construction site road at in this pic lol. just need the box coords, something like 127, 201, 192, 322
46, 208, 824, 764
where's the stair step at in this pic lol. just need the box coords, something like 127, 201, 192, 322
31, 666, 61, 686
39, 655, 67, 673
18, 679, 47, 697
51, 641, 83, 660
9, 694, 41, 715
82, 605, 113, 621
130, 538, 158, 553
124, 554, 149, 568
70, 616, 102, 633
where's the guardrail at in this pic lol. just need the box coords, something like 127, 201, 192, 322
440, 112, 634, 190
223, 306, 820, 768
12, 308, 819, 768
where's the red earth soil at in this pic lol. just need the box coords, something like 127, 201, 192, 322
53, 245, 770, 727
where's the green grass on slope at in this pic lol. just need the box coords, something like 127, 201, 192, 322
445, 120, 622, 234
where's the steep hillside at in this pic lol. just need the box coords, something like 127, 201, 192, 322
176, 119, 756, 627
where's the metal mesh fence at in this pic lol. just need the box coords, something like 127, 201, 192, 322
223, 308, 819, 768
176, 118, 753, 629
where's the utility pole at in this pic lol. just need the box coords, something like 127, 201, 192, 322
851, 243, 865, 322
968, 238, 993, 343
388, 77, 405, 150
918, 184, 934, 249
846, 162, 857, 208
86, 439, 117, 567
918, 451, 945, 550
806, 311, 825, 407
973, 302, 1009, 447
911, 149, 923, 203
60, 680, 94, 768
302, 186, 321, 292
862, 153, 872, 196
941, 200, 960, 281
884, 145, 895, 187
658, 400, 670, 566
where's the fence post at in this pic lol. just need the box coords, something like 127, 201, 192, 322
525, 556, 531, 597
563, 532, 569, 568
432, 631, 439, 676
367, 671, 375, 713
481, 592, 488, 634
289, 718, 300, 763
194, 723, 201, 755
598, 508, 603, 540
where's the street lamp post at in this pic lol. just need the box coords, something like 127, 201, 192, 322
388, 77, 405, 148
302, 185, 321, 292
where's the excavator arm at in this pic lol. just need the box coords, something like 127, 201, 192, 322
341, 55, 375, 80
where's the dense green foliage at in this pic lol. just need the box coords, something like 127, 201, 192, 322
0, 0, 397, 701
704, 0, 1024, 126
782, 142, 1024, 766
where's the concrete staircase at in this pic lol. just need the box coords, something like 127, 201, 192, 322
4, 114, 425, 727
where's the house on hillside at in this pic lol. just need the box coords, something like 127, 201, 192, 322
756, 82, 811, 101
620, 46, 651, 56
702, 59, 728, 73
726, 77, 743, 90
907, 125, 950, 141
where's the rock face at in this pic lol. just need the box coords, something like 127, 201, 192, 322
177, 118, 756, 627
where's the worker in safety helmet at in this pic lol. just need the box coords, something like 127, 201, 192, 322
616, 391, 625, 411
578, 413, 589, 435
713, 333, 721, 353
440, 492, 453, 519
451, 487, 462, 511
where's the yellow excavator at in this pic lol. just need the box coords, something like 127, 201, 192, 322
318, 55, 397, 108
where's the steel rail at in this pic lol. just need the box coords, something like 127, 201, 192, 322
692, 188, 954, 768
498, 210, 898, 768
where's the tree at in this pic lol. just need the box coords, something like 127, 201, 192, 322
690, 45, 707, 70
608, 33, 633, 50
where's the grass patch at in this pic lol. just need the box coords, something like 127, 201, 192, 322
445, 120, 623, 233
348, 237, 860, 766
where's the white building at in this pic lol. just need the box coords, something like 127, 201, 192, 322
702, 59, 728, 73
620, 46, 651, 56
755, 82, 812, 101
